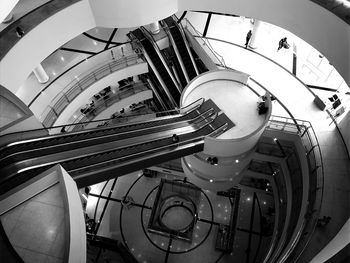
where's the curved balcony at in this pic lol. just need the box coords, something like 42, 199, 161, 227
0, 0, 81, 61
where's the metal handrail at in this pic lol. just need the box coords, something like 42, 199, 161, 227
264, 116, 324, 262
40, 53, 142, 127
181, 18, 226, 67
0, 97, 205, 152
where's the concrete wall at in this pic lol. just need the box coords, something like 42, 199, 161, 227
338, 110, 350, 155
0, 0, 96, 92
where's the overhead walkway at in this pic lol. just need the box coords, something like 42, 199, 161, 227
163, 16, 199, 83
129, 28, 182, 108
0, 99, 233, 195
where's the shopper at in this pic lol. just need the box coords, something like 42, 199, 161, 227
278, 37, 290, 51
172, 134, 179, 143
245, 30, 252, 49
15, 26, 25, 38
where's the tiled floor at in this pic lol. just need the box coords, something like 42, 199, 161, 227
0, 184, 65, 263
86, 172, 274, 263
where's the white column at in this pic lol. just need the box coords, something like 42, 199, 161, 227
149, 21, 160, 35
133, 75, 140, 82
249, 19, 262, 49
33, 64, 49, 84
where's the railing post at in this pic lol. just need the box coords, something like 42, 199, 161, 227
311, 165, 320, 174
306, 145, 317, 156
63, 92, 70, 103
301, 125, 310, 137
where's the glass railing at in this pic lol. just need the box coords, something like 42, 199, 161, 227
180, 18, 226, 67
67, 83, 150, 131
265, 115, 324, 262
0, 0, 81, 61
40, 53, 142, 127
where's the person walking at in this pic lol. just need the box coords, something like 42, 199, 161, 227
172, 134, 179, 143
15, 26, 25, 38
245, 30, 252, 49
278, 37, 290, 51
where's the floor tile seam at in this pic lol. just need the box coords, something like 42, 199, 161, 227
4, 212, 27, 240
14, 244, 64, 259
33, 200, 65, 208
46, 220, 65, 255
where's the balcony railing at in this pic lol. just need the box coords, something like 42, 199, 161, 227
180, 18, 226, 68
265, 115, 324, 262
40, 53, 142, 128
67, 83, 150, 131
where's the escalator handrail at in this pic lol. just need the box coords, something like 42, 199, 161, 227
0, 98, 204, 151
69, 112, 224, 175
0, 106, 215, 165
161, 19, 191, 83
1, 110, 219, 180
166, 16, 199, 76
140, 26, 182, 93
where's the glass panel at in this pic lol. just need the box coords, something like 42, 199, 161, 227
184, 11, 209, 35
0, 95, 25, 129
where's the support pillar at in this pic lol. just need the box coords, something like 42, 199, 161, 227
133, 75, 140, 83
33, 64, 49, 84
149, 21, 160, 35
249, 19, 262, 49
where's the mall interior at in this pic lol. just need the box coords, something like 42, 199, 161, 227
0, 0, 349, 263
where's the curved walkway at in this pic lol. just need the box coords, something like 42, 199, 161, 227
207, 38, 350, 262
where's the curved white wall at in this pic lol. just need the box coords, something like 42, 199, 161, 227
0, 0, 96, 93
0, 0, 349, 97
88, 0, 178, 28
0, 0, 19, 22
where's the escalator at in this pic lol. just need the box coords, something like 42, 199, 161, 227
129, 28, 181, 107
0, 99, 233, 195
163, 16, 199, 82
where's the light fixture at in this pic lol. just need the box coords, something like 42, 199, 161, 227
60, 56, 65, 61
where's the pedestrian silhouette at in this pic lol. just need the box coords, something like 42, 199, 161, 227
245, 30, 252, 49
317, 216, 331, 227
15, 26, 25, 38
172, 134, 179, 143
278, 37, 290, 51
